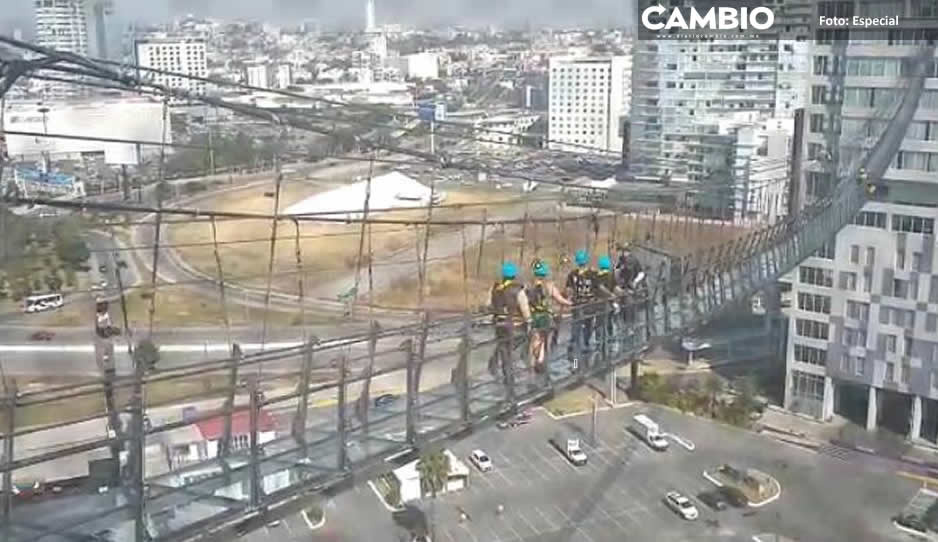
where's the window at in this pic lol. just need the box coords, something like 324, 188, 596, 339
840, 353, 852, 373
892, 214, 935, 234
800, 266, 833, 287
862, 271, 873, 293
913, 252, 924, 272
840, 271, 858, 291
794, 343, 827, 366
850, 245, 860, 264
843, 327, 868, 347
931, 276, 938, 303
796, 319, 830, 340
885, 334, 898, 353
791, 370, 825, 401
814, 240, 835, 259
866, 247, 876, 266
902, 362, 911, 384
855, 356, 866, 376
798, 293, 832, 314
886, 362, 896, 382
809, 113, 826, 133
905, 337, 915, 357
887, 278, 909, 299
897, 249, 906, 269
846, 300, 870, 321
928, 313, 938, 333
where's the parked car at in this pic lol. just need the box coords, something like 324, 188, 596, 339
30, 330, 55, 341
469, 449, 492, 472
664, 491, 699, 520
374, 394, 398, 407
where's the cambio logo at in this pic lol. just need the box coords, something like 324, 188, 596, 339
641, 5, 775, 31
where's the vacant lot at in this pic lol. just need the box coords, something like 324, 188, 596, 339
169, 182, 525, 295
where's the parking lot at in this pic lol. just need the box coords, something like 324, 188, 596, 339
306, 403, 920, 542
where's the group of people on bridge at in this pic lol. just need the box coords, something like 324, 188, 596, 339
487, 244, 647, 383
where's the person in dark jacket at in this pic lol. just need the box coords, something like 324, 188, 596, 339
565, 249, 597, 368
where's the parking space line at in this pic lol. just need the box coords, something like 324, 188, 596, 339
513, 508, 542, 537
553, 504, 598, 542
499, 513, 526, 542
492, 466, 515, 488
459, 523, 480, 542
280, 519, 293, 536
518, 449, 553, 481
529, 445, 567, 474
595, 500, 631, 535
533, 505, 561, 531
441, 527, 458, 542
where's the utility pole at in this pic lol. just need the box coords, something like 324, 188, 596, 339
590, 396, 597, 446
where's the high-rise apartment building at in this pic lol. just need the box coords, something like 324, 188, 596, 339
134, 36, 207, 98
35, 0, 90, 55
629, 0, 813, 219
35, 0, 90, 98
547, 55, 632, 155
781, 0, 938, 443
245, 64, 273, 89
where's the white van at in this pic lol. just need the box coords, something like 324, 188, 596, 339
630, 414, 669, 451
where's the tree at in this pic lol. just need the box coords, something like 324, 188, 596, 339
704, 375, 723, 417
416, 449, 449, 499
135, 339, 161, 372
155, 181, 173, 202
416, 449, 449, 540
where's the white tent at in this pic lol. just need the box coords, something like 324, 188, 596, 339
284, 171, 441, 219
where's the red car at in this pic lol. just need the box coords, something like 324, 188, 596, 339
30, 330, 55, 341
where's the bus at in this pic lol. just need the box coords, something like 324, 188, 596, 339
24, 293, 64, 313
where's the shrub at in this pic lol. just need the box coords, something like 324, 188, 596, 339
304, 504, 323, 524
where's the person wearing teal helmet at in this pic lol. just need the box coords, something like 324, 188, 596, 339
593, 254, 623, 358
564, 249, 598, 368
527, 259, 571, 373
489, 260, 531, 380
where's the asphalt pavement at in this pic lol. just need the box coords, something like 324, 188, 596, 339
303, 404, 919, 542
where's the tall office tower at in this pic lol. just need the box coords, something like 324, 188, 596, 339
134, 36, 207, 99
35, 0, 90, 98
365, 0, 376, 32
547, 55, 632, 154
781, 0, 938, 443
629, 0, 813, 219
87, 0, 113, 59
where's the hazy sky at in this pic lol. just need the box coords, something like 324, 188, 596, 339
4, 0, 636, 32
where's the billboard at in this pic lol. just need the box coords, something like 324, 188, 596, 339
14, 166, 83, 197
4, 100, 168, 165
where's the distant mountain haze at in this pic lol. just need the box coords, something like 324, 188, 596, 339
4, 0, 635, 28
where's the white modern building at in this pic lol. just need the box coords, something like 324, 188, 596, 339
547, 55, 632, 155
401, 52, 439, 80
134, 36, 207, 99
274, 64, 294, 89
245, 64, 273, 89
474, 113, 541, 152
781, 2, 938, 443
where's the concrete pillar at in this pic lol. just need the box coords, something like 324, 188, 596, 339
866, 386, 878, 432
910, 395, 923, 441
822, 376, 835, 421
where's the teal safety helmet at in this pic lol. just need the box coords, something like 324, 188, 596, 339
598, 255, 612, 271
501, 261, 518, 280
574, 249, 589, 267
533, 260, 549, 277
